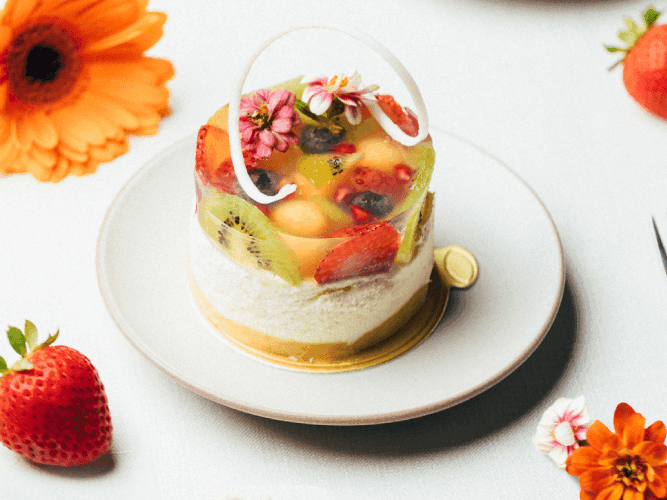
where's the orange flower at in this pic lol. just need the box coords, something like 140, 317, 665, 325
566, 403, 667, 500
0, 0, 174, 182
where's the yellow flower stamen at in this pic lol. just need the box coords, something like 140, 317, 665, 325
614, 454, 649, 491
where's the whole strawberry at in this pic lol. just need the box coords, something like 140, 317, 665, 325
0, 321, 112, 466
607, 7, 667, 119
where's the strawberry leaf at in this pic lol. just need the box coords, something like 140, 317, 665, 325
10, 357, 33, 372
644, 8, 660, 27
25, 320, 38, 351
34, 329, 59, 351
7, 326, 26, 356
0, 356, 7, 372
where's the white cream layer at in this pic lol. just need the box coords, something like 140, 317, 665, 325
189, 212, 434, 345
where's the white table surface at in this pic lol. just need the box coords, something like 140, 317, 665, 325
2, 0, 667, 498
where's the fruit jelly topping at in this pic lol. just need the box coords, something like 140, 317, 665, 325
196, 76, 434, 284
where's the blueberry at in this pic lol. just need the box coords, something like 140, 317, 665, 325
350, 191, 394, 218
300, 125, 345, 154
249, 169, 280, 196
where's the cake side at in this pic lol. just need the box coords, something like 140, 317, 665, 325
189, 204, 434, 346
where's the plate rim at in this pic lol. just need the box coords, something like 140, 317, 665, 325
96, 128, 564, 425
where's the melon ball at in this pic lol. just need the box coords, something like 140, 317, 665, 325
355, 136, 411, 173
271, 200, 329, 238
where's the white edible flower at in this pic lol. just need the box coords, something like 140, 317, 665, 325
532, 396, 591, 469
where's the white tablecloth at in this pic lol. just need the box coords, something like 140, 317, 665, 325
2, 0, 667, 498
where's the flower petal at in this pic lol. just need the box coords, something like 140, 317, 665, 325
579, 466, 617, 493
266, 88, 292, 114
82, 11, 167, 55
308, 92, 332, 115
615, 403, 647, 449
345, 104, 362, 125
587, 421, 615, 451
547, 446, 569, 469
648, 466, 667, 498
16, 112, 58, 150
646, 421, 667, 445
566, 446, 602, 476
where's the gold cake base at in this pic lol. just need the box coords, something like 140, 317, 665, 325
189, 267, 449, 373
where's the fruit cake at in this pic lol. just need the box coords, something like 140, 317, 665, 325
188, 67, 437, 370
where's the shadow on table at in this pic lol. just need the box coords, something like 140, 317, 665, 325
24, 449, 116, 478
251, 276, 581, 456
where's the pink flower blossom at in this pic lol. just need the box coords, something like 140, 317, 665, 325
533, 396, 591, 469
301, 70, 378, 125
239, 89, 301, 160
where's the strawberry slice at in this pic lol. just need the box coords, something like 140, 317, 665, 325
314, 222, 401, 284
195, 125, 256, 194
375, 94, 419, 137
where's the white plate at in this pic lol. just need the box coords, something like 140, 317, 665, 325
97, 128, 564, 425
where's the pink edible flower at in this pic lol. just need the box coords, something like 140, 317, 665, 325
239, 89, 301, 160
301, 70, 377, 125
533, 396, 591, 469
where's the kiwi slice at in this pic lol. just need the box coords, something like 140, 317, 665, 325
198, 192, 302, 286
388, 142, 435, 219
394, 191, 434, 265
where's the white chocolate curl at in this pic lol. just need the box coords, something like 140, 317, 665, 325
227, 25, 430, 204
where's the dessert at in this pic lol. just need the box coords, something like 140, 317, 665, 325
189, 30, 442, 371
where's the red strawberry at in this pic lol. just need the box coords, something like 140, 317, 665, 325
607, 8, 667, 119
196, 125, 256, 194
375, 94, 419, 137
351, 205, 373, 222
0, 322, 112, 467
314, 222, 401, 284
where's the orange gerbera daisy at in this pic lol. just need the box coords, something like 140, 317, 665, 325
566, 403, 667, 500
0, 0, 174, 182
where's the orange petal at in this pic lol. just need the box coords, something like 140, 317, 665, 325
592, 483, 623, 500
634, 442, 667, 465
80, 92, 141, 132
587, 421, 615, 452
648, 466, 667, 498
3, 0, 39, 29
49, 157, 71, 183
88, 138, 129, 164
0, 25, 12, 50
68, 160, 94, 177
0, 135, 23, 173
82, 11, 167, 54
614, 404, 646, 449
50, 104, 108, 151
23, 152, 51, 181
646, 421, 667, 445
17, 112, 59, 150
58, 0, 143, 43
29, 144, 57, 169
567, 446, 602, 476
57, 143, 89, 163
580, 466, 616, 493
621, 487, 643, 500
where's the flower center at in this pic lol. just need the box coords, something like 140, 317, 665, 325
6, 23, 81, 105
614, 455, 648, 491
247, 103, 271, 129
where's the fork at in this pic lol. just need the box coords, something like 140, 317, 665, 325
652, 216, 667, 273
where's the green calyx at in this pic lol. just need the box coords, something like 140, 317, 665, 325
606, 7, 661, 69
0, 320, 59, 376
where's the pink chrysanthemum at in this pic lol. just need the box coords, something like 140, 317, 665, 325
301, 70, 377, 125
239, 88, 300, 160
533, 396, 591, 468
